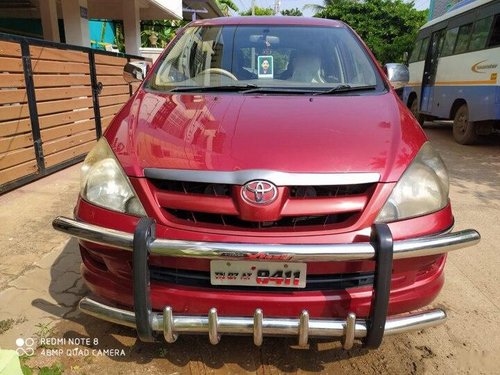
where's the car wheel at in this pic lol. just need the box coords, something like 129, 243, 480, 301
410, 99, 424, 125
453, 104, 477, 145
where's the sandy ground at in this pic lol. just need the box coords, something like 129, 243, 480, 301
0, 125, 499, 374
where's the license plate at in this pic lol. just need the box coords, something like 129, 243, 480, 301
210, 260, 307, 288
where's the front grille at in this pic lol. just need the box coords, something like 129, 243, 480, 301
146, 171, 377, 231
152, 180, 231, 197
290, 184, 372, 198
150, 266, 374, 291
151, 180, 372, 199
165, 208, 353, 229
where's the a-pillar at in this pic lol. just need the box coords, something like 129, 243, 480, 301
62, 0, 90, 47
40, 0, 60, 42
123, 0, 141, 55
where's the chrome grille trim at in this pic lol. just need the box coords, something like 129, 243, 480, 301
144, 168, 381, 186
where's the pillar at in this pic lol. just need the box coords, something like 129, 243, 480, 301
40, 0, 60, 42
62, 0, 90, 47
123, 0, 141, 55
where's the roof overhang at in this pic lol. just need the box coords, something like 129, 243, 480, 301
0, 0, 184, 20
0, 0, 222, 21
87, 0, 183, 20
140, 0, 182, 19
183, 0, 224, 20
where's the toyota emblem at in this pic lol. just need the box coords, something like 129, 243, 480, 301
241, 180, 278, 205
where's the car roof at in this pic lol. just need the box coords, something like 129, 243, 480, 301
189, 16, 346, 28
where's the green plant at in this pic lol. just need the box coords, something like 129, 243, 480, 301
38, 362, 63, 375
0, 318, 14, 334
140, 20, 186, 48
19, 355, 33, 375
216, 0, 239, 16
157, 347, 168, 357
114, 22, 125, 52
34, 322, 55, 348
281, 8, 303, 16
240, 6, 274, 16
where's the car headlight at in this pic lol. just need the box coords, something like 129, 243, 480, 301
375, 142, 449, 223
80, 138, 146, 216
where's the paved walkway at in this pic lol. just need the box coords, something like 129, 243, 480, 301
0, 165, 82, 348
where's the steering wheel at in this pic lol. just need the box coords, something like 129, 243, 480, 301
197, 68, 238, 81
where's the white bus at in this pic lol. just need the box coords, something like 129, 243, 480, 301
403, 0, 500, 144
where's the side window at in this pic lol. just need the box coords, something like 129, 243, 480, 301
436, 29, 446, 56
469, 16, 493, 51
454, 23, 473, 54
418, 37, 430, 61
488, 14, 500, 47
409, 39, 422, 63
441, 27, 459, 56
155, 28, 199, 84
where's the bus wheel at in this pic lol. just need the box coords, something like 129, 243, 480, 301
453, 104, 477, 145
410, 99, 424, 125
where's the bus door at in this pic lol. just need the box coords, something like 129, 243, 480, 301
420, 29, 446, 114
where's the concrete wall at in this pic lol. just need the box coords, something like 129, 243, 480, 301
139, 47, 164, 63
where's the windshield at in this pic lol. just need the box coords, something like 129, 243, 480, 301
145, 24, 383, 92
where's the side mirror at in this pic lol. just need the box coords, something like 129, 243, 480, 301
123, 61, 149, 83
383, 63, 409, 90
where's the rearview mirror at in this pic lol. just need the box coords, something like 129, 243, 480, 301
123, 61, 149, 83
383, 63, 409, 90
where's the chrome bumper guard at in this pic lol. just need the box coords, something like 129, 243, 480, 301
53, 216, 480, 349
79, 297, 447, 350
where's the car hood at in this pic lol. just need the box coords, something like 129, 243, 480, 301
106, 90, 426, 182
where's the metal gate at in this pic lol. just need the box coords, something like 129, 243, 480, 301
0, 32, 150, 194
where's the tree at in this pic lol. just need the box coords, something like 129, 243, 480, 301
140, 20, 186, 48
240, 6, 274, 16
316, 0, 427, 64
281, 8, 303, 16
216, 0, 239, 16
303, 0, 338, 14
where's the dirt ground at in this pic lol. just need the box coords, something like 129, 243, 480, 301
0, 125, 499, 374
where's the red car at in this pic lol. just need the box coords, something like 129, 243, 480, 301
54, 17, 480, 349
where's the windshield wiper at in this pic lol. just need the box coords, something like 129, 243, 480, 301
167, 84, 377, 95
240, 87, 320, 94
168, 84, 259, 93
312, 84, 377, 96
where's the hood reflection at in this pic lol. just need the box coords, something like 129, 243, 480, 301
137, 93, 226, 170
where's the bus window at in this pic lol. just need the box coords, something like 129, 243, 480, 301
454, 23, 472, 54
441, 27, 459, 56
469, 16, 493, 51
418, 37, 429, 61
409, 39, 422, 63
488, 15, 500, 47
424, 29, 446, 85
437, 30, 446, 56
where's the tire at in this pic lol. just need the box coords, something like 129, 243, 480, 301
453, 104, 477, 145
410, 98, 425, 125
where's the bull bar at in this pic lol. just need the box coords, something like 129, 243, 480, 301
53, 216, 480, 349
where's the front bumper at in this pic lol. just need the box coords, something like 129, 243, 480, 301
53, 216, 480, 349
